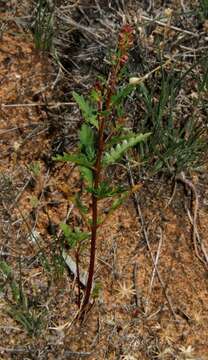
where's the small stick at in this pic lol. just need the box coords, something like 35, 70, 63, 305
175, 171, 208, 267
149, 227, 163, 293
64, 350, 92, 358
179, 45, 208, 53
133, 262, 143, 309
186, 205, 208, 265
165, 180, 177, 208
129, 58, 172, 85
0, 326, 21, 331
49, 308, 81, 331
140, 15, 199, 37
1, 102, 74, 108
0, 347, 29, 353
51, 65, 62, 90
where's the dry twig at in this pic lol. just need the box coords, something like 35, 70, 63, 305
140, 15, 199, 38
149, 227, 163, 294
175, 171, 208, 268
1, 102, 74, 108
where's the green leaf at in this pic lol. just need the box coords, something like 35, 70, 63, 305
107, 132, 137, 147
79, 166, 93, 187
11, 281, 21, 303
72, 91, 98, 128
29, 161, 41, 177
79, 124, 96, 162
87, 182, 126, 199
60, 223, 71, 237
0, 260, 12, 277
90, 89, 101, 102
88, 216, 102, 226
53, 153, 94, 169
111, 84, 134, 105
75, 193, 88, 214
79, 124, 94, 149
60, 223, 90, 248
110, 197, 125, 211
103, 133, 151, 166
30, 196, 39, 208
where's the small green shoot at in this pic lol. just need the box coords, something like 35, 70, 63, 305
0, 260, 44, 335
34, 0, 54, 51
29, 161, 41, 177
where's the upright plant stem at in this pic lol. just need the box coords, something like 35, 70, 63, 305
80, 25, 133, 312
80, 114, 105, 311
81, 74, 117, 311
80, 194, 98, 310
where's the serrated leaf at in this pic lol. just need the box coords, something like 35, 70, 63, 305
79, 166, 93, 187
72, 91, 98, 128
107, 132, 137, 147
60, 223, 90, 248
60, 223, 72, 238
79, 124, 96, 162
87, 182, 126, 199
79, 124, 94, 149
103, 132, 151, 166
53, 153, 94, 169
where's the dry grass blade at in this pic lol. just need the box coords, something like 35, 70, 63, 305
149, 227, 163, 294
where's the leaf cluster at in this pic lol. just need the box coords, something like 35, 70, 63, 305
55, 82, 150, 251
60, 223, 90, 248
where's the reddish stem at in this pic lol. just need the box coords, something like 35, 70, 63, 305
80, 106, 104, 312
80, 26, 133, 313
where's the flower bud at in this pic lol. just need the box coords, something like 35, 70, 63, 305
119, 54, 129, 65
129, 77, 141, 85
